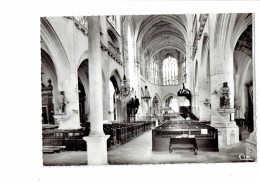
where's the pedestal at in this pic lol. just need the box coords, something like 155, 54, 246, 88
83, 135, 110, 165
246, 132, 257, 161
211, 108, 239, 147
211, 122, 239, 147
54, 114, 80, 130
217, 108, 235, 116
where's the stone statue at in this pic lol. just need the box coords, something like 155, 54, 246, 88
58, 91, 66, 114
220, 82, 230, 108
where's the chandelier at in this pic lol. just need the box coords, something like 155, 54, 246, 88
119, 59, 134, 99
141, 86, 151, 102
119, 74, 132, 97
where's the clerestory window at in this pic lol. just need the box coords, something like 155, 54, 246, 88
162, 56, 178, 85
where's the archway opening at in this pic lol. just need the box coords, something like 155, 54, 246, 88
41, 49, 58, 125
109, 73, 121, 122
163, 96, 179, 114
234, 24, 253, 135
78, 78, 86, 123
77, 59, 89, 124
109, 81, 117, 121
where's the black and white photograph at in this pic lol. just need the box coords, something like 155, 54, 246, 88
1, 1, 260, 182
41, 13, 256, 165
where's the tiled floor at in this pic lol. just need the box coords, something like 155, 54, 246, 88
43, 130, 252, 166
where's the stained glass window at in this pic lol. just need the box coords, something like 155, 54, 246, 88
163, 57, 178, 85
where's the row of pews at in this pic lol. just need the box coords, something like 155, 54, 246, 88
42, 121, 155, 153
104, 122, 154, 148
42, 128, 87, 152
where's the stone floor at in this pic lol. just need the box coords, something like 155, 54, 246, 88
43, 130, 253, 166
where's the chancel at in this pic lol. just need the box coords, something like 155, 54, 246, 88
41, 14, 256, 165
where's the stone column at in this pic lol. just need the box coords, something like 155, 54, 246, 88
198, 82, 211, 121
136, 48, 142, 120
177, 53, 183, 84
159, 60, 163, 86
198, 58, 211, 121
185, 40, 195, 116
57, 73, 81, 129
135, 60, 142, 119
209, 24, 239, 146
192, 93, 199, 117
246, 46, 256, 161
100, 16, 110, 123
178, 60, 182, 84
83, 16, 109, 165
100, 16, 108, 47
185, 32, 193, 93
210, 72, 239, 147
103, 78, 110, 122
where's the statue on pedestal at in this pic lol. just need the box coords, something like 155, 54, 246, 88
220, 82, 230, 108
58, 91, 68, 114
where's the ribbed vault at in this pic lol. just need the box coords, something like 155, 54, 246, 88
130, 14, 187, 64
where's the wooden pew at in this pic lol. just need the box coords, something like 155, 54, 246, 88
169, 136, 198, 155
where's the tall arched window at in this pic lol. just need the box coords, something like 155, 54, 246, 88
150, 60, 158, 84
163, 56, 178, 85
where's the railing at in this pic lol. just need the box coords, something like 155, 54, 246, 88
101, 41, 122, 65
108, 41, 121, 59
72, 16, 88, 35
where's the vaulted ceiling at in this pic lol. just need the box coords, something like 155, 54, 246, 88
235, 24, 252, 57
129, 15, 187, 62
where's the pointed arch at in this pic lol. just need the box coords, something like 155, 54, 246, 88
40, 17, 70, 79
41, 48, 59, 113
162, 93, 179, 105
153, 93, 161, 104
110, 69, 122, 94
78, 59, 89, 119
231, 14, 252, 51
77, 50, 89, 69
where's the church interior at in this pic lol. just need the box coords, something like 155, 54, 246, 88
41, 14, 256, 165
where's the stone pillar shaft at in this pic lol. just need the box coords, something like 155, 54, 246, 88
198, 82, 211, 121
209, 27, 238, 146
84, 16, 109, 165
178, 60, 182, 84
88, 16, 104, 135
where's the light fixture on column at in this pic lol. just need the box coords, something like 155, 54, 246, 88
120, 74, 132, 97
119, 61, 133, 98
141, 86, 151, 102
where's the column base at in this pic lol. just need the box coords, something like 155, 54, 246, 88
245, 131, 257, 161
211, 122, 239, 147
54, 114, 81, 130
83, 135, 110, 165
